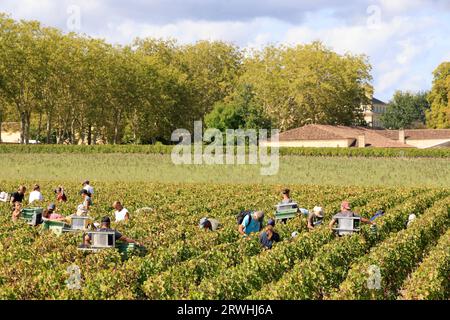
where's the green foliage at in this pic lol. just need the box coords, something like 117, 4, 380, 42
400, 228, 450, 300
427, 62, 450, 128
205, 84, 272, 132
0, 144, 449, 158
240, 42, 372, 131
381, 91, 430, 129
332, 196, 450, 300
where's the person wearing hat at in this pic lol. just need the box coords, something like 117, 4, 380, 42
82, 180, 94, 197
43, 203, 66, 221
199, 217, 220, 231
83, 216, 140, 246
307, 206, 324, 230
239, 211, 264, 236
329, 201, 374, 231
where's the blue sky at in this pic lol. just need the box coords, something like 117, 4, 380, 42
1, 0, 450, 101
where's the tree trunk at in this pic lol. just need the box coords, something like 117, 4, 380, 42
0, 108, 3, 143
113, 110, 121, 144
46, 112, 52, 144
87, 125, 92, 145
20, 112, 26, 144
37, 112, 42, 142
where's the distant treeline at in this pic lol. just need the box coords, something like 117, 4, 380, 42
0, 13, 374, 145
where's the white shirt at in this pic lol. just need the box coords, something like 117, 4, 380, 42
83, 185, 94, 195
29, 191, 43, 204
115, 208, 129, 222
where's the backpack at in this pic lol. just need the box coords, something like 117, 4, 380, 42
237, 210, 253, 226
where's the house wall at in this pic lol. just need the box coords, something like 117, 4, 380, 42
406, 139, 450, 149
262, 139, 353, 148
0, 131, 21, 143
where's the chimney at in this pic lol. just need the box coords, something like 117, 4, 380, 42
358, 135, 366, 148
399, 130, 405, 144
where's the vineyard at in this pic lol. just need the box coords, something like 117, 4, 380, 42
0, 181, 449, 300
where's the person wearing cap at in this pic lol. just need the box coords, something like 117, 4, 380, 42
199, 217, 220, 231
43, 203, 66, 221
113, 201, 130, 222
28, 184, 44, 204
82, 180, 94, 197
259, 225, 280, 249
83, 216, 139, 246
329, 201, 374, 231
239, 211, 264, 236
307, 206, 324, 230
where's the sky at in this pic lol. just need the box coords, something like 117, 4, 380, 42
1, 0, 450, 101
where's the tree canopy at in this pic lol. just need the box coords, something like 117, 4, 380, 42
381, 91, 430, 129
426, 62, 450, 129
0, 14, 374, 144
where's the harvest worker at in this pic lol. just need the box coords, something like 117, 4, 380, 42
83, 216, 140, 246
28, 184, 44, 204
78, 189, 93, 214
10, 185, 26, 209
11, 201, 22, 221
370, 210, 385, 222
199, 217, 220, 231
280, 188, 309, 215
259, 225, 280, 249
82, 180, 94, 197
307, 206, 324, 230
328, 201, 374, 231
239, 211, 264, 236
55, 186, 67, 202
113, 201, 130, 222
43, 203, 66, 221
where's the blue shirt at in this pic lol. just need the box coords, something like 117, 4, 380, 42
241, 214, 261, 235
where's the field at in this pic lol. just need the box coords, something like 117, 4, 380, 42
1, 153, 450, 187
0, 148, 449, 300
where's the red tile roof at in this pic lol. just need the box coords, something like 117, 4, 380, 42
378, 129, 450, 140
277, 125, 414, 148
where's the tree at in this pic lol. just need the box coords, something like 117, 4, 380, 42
240, 42, 372, 131
381, 91, 430, 129
426, 62, 450, 128
205, 84, 271, 131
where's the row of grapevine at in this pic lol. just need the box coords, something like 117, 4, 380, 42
248, 189, 446, 299
331, 196, 450, 300
140, 188, 393, 299
399, 228, 450, 300
1, 144, 449, 158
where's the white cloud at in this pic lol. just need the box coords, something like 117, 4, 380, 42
1, 0, 450, 101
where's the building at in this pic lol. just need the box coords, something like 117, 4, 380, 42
263, 124, 450, 149
0, 122, 21, 143
363, 97, 388, 128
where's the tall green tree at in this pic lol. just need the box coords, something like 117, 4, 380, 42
241, 42, 372, 131
381, 91, 430, 129
205, 84, 271, 131
426, 62, 450, 128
